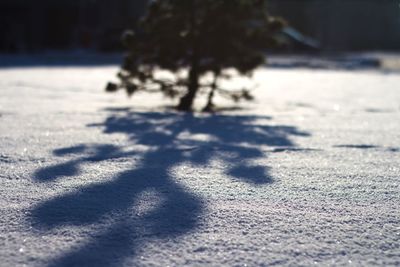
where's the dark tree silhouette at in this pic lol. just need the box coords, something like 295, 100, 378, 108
106, 0, 285, 111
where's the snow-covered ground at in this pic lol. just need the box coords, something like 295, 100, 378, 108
0, 57, 399, 266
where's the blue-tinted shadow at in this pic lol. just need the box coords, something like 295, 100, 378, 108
30, 110, 310, 266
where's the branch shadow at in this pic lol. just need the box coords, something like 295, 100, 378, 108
30, 110, 310, 266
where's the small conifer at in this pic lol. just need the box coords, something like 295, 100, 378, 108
107, 0, 285, 111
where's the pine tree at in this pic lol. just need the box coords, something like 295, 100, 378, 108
106, 0, 285, 111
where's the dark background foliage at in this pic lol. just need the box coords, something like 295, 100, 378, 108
1, 0, 399, 53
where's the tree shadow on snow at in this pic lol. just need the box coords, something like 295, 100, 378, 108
30, 110, 309, 267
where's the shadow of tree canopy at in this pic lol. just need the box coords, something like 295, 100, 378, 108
30, 110, 309, 267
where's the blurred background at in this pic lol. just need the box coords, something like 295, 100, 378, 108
1, 0, 399, 54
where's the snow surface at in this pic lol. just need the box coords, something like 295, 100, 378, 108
0, 58, 400, 266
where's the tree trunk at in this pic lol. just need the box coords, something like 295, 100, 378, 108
177, 63, 199, 111
203, 72, 219, 112
176, 0, 200, 111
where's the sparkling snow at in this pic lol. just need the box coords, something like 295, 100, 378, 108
0, 58, 399, 266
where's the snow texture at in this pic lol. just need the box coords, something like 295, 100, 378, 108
0, 56, 399, 266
